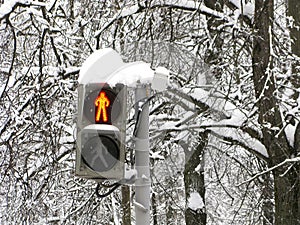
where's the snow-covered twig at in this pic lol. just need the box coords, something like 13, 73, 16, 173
237, 156, 300, 186
94, 1, 228, 38
0, 0, 46, 21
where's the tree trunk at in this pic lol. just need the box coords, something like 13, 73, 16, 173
203, 0, 225, 81
287, 0, 300, 155
121, 186, 131, 225
287, 0, 300, 101
184, 132, 208, 225
261, 173, 274, 225
273, 168, 299, 224
252, 1, 300, 224
152, 192, 158, 225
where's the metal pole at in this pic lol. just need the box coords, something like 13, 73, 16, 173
134, 83, 151, 225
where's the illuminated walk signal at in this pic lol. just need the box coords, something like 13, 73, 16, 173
82, 83, 124, 126
95, 91, 110, 123
76, 83, 127, 181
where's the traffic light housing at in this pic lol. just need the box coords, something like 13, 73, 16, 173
76, 83, 127, 181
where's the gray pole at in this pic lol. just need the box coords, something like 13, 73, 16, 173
134, 82, 151, 225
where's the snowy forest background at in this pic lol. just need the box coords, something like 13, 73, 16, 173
0, 0, 299, 224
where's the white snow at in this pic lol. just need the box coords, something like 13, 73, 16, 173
157, 111, 196, 131
173, 130, 190, 142
134, 201, 148, 212
82, 124, 120, 134
111, 197, 120, 225
124, 168, 137, 180
107, 62, 154, 87
142, 174, 149, 180
152, 67, 170, 91
78, 48, 124, 84
0, 0, 28, 19
160, 87, 269, 158
162, 0, 224, 19
46, 0, 56, 11
187, 192, 205, 211
285, 123, 296, 147
120, 4, 140, 17
201, 113, 268, 158
229, 0, 254, 18
0, 0, 47, 19
151, 151, 165, 160
25, 6, 42, 16
78, 48, 155, 86
23, 158, 43, 181
94, 0, 230, 38
182, 87, 248, 121
194, 163, 202, 173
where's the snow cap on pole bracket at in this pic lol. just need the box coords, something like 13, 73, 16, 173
106, 62, 154, 87
78, 48, 125, 84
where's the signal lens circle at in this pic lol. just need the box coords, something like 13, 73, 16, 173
81, 135, 119, 172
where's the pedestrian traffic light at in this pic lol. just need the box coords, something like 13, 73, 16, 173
76, 83, 127, 181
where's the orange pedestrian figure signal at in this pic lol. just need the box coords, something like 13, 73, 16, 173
95, 91, 110, 123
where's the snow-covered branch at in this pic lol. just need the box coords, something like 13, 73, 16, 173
151, 121, 269, 161
208, 128, 269, 161
237, 156, 300, 186
227, 0, 254, 18
95, 0, 227, 38
0, 0, 45, 21
151, 86, 269, 160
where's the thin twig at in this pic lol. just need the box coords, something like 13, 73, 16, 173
237, 157, 300, 186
